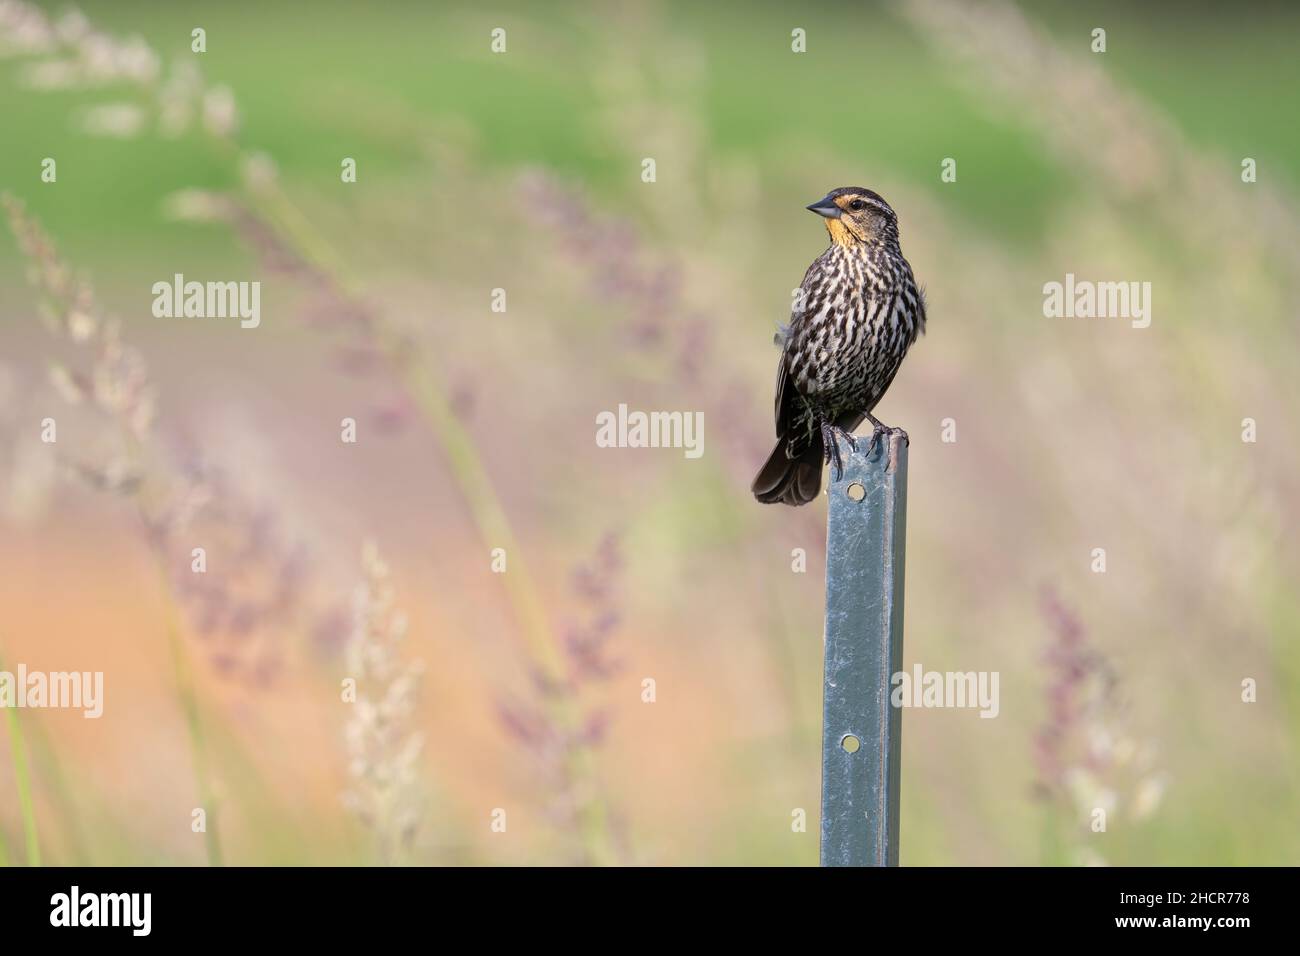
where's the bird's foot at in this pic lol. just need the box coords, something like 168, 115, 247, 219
863, 413, 889, 456
867, 422, 889, 456
820, 421, 845, 483
865, 414, 909, 455
821, 422, 859, 483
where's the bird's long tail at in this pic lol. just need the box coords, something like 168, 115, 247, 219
751, 431, 823, 506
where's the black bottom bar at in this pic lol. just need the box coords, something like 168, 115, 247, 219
0, 865, 1286, 941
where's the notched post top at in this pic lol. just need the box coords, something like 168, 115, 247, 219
829, 430, 908, 493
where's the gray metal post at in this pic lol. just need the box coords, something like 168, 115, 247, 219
820, 430, 908, 866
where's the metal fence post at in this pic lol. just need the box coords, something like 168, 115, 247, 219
820, 430, 908, 866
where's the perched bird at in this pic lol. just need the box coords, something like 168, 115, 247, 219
752, 187, 926, 506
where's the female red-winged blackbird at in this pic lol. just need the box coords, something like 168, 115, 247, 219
752, 187, 926, 506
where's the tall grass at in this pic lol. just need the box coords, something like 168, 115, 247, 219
1, 1, 621, 864
0, 651, 41, 866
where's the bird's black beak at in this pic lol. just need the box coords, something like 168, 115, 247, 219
806, 195, 841, 219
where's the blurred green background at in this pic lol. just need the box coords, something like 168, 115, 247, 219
1, 0, 1298, 865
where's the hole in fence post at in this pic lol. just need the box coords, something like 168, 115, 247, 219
846, 482, 866, 502
840, 734, 861, 754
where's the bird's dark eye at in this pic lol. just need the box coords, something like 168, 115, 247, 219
848, 199, 866, 211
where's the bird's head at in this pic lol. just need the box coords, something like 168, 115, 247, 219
806, 187, 899, 248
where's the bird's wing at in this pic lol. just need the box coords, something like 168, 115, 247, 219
774, 354, 792, 437
904, 259, 927, 338
772, 253, 831, 435
773, 256, 824, 434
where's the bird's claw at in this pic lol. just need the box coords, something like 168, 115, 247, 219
867, 423, 889, 456
864, 415, 908, 455
823, 420, 910, 483
821, 422, 859, 483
